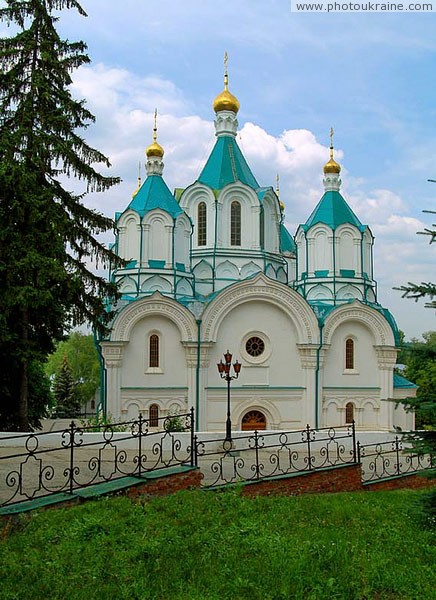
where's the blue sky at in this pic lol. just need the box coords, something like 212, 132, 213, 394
38, 2, 436, 338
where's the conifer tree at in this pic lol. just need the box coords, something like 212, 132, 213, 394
0, 0, 123, 430
53, 354, 80, 417
397, 209, 436, 520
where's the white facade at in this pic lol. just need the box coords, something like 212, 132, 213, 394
100, 81, 415, 433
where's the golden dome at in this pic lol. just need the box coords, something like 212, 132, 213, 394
323, 127, 341, 174
146, 109, 164, 158
146, 140, 164, 159
280, 201, 285, 212
213, 84, 240, 114
323, 156, 341, 174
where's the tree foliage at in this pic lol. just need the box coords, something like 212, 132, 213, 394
396, 209, 436, 308
396, 206, 436, 521
400, 332, 436, 429
0, 0, 123, 430
45, 332, 100, 408
52, 354, 81, 417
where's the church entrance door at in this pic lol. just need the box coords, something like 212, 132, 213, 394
241, 410, 266, 431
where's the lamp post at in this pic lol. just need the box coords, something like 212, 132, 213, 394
217, 350, 241, 444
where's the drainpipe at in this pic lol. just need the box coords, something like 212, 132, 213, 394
315, 322, 324, 429
332, 231, 337, 305
94, 331, 107, 420
213, 195, 218, 292
139, 221, 143, 294
172, 220, 176, 299
196, 319, 201, 432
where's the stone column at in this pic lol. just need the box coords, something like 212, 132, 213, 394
182, 341, 214, 431
100, 342, 127, 419
297, 344, 327, 428
375, 345, 397, 430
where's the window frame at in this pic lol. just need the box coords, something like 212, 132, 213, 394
197, 201, 207, 246
230, 200, 241, 246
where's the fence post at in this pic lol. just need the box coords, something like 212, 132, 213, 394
352, 420, 357, 463
68, 420, 76, 495
395, 435, 401, 476
306, 424, 312, 471
254, 430, 260, 479
193, 434, 199, 468
190, 407, 195, 467
357, 440, 361, 464
137, 414, 143, 477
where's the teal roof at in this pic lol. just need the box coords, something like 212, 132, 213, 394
124, 175, 183, 219
393, 373, 417, 389
280, 223, 296, 253
198, 135, 259, 190
303, 190, 364, 231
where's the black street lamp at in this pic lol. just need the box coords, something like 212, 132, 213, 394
217, 350, 241, 444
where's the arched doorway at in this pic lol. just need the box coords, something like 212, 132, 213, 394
241, 410, 267, 431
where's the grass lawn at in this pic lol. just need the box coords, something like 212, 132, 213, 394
0, 489, 435, 600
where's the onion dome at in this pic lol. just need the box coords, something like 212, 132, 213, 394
213, 52, 240, 114
146, 109, 164, 158
323, 127, 341, 174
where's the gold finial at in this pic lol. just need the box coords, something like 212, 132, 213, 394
224, 51, 229, 90
132, 161, 142, 197
276, 174, 285, 212
153, 108, 158, 142
323, 126, 341, 174
146, 108, 164, 159
213, 52, 240, 114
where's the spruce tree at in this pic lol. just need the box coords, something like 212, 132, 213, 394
396, 209, 436, 520
0, 0, 122, 430
53, 354, 80, 417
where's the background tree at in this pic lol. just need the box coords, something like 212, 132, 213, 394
53, 354, 81, 417
45, 332, 100, 409
0, 0, 123, 430
396, 209, 436, 520
398, 331, 436, 429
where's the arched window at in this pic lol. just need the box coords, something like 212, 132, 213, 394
241, 410, 267, 431
260, 208, 265, 249
345, 338, 354, 370
149, 404, 159, 427
345, 402, 354, 424
197, 202, 207, 246
149, 334, 159, 368
230, 201, 241, 246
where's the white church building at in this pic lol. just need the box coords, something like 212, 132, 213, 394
99, 69, 416, 433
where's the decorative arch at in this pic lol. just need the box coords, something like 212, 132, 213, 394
240, 261, 261, 279
201, 273, 319, 344
307, 285, 334, 301
323, 302, 395, 347
141, 276, 172, 294
193, 259, 213, 279
110, 292, 197, 342
119, 276, 138, 294
336, 285, 363, 301
265, 264, 276, 279
233, 396, 281, 430
216, 260, 239, 280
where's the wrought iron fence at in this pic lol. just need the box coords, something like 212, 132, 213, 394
358, 437, 434, 483
195, 423, 357, 488
0, 409, 195, 507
